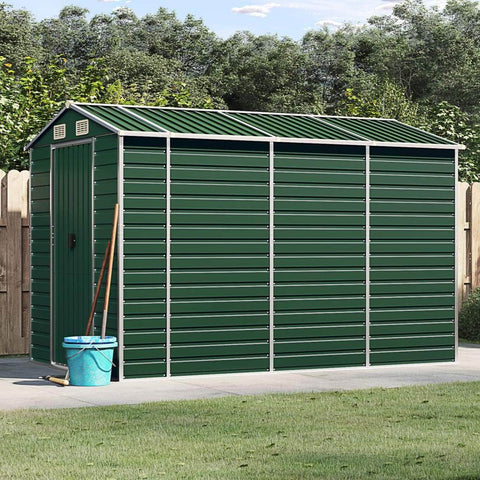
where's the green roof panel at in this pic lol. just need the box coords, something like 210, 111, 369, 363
128, 108, 267, 136
228, 112, 366, 141
322, 117, 456, 145
79, 105, 155, 132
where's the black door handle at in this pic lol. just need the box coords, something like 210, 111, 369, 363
68, 233, 76, 249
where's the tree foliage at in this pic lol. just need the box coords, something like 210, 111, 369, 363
0, 0, 479, 177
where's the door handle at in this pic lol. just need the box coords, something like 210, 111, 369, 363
68, 233, 76, 249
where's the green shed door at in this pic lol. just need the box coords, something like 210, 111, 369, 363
52, 142, 93, 364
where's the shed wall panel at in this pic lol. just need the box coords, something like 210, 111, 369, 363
369, 147, 455, 364
273, 144, 367, 370
122, 138, 167, 378
93, 136, 119, 352
30, 146, 51, 362
170, 140, 270, 375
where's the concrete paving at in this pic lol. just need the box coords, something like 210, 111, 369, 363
1, 345, 480, 411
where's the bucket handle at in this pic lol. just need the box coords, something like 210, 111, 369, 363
67, 340, 116, 367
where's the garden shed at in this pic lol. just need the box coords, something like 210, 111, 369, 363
27, 101, 462, 380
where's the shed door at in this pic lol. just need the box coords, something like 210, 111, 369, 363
52, 143, 93, 364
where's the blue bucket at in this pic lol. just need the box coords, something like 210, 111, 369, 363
63, 336, 118, 386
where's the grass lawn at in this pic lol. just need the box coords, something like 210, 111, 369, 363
460, 338, 480, 345
2, 382, 480, 479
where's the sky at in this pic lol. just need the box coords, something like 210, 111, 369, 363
8, 0, 448, 39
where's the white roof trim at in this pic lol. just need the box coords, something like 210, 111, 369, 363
25, 102, 120, 150
117, 130, 465, 150
70, 104, 120, 133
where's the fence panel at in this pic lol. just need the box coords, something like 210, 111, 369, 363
0, 170, 30, 355
457, 182, 480, 308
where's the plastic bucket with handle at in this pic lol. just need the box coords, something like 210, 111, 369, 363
62, 336, 117, 386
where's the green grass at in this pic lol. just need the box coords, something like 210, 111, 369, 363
2, 383, 480, 479
460, 338, 480, 345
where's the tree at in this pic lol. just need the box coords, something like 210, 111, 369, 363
213, 32, 318, 112
301, 28, 357, 113
138, 9, 220, 76
422, 102, 480, 182
0, 3, 40, 68
356, 0, 480, 116
336, 77, 424, 124
36, 6, 97, 71
0, 56, 68, 170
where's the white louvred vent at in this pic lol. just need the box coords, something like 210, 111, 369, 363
76, 119, 89, 136
53, 124, 66, 140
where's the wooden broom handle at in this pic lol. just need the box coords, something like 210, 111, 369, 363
101, 203, 119, 338
84, 240, 111, 336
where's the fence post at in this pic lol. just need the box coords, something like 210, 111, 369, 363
0, 172, 6, 347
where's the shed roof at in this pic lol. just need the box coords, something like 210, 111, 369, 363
27, 102, 462, 150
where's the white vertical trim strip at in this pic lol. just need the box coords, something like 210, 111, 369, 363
269, 141, 275, 372
166, 137, 172, 377
29, 149, 33, 361
454, 149, 459, 361
117, 136, 125, 380
365, 145, 371, 367
49, 146, 54, 365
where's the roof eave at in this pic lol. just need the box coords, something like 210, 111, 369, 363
118, 130, 463, 149
25, 102, 121, 151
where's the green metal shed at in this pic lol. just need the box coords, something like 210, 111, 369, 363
27, 102, 463, 380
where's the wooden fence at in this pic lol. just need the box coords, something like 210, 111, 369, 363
458, 182, 480, 307
0, 173, 477, 355
0, 170, 30, 355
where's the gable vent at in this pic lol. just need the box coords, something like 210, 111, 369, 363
53, 124, 66, 140
76, 119, 89, 136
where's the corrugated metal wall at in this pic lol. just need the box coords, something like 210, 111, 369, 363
30, 146, 51, 362
273, 144, 367, 369
170, 140, 270, 375
122, 138, 167, 378
122, 140, 456, 377
369, 147, 456, 364
93, 136, 119, 353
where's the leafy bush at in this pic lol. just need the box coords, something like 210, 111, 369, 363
459, 288, 480, 341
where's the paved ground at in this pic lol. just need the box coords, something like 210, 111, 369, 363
1, 345, 480, 411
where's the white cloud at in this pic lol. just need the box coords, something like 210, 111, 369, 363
98, 0, 122, 2
315, 19, 342, 28
232, 2, 281, 18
